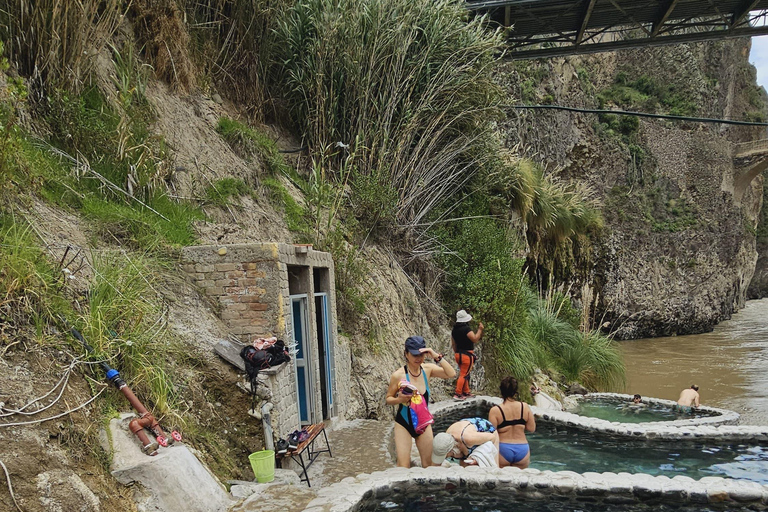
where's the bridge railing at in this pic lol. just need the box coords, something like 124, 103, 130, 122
734, 139, 768, 155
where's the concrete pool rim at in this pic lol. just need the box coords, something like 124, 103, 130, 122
303, 465, 768, 512
431, 395, 767, 442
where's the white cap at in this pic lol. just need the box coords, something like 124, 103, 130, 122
431, 433, 456, 465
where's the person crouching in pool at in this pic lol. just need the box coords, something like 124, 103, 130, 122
488, 376, 536, 468
431, 418, 500, 467
386, 335, 456, 468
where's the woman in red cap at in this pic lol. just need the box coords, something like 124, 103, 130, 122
385, 335, 456, 467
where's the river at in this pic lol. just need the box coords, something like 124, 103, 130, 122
620, 298, 768, 426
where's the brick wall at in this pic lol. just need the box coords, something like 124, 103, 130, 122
180, 243, 347, 437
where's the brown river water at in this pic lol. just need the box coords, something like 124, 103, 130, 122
620, 298, 768, 426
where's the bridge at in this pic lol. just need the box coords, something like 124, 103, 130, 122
466, 0, 768, 59
733, 139, 768, 203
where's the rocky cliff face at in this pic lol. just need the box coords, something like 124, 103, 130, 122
497, 39, 766, 339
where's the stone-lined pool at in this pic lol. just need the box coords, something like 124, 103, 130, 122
433, 400, 768, 484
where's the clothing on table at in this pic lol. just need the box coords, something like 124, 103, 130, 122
494, 403, 527, 429
395, 365, 430, 438
499, 442, 529, 464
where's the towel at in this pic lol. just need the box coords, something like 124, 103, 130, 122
465, 441, 498, 468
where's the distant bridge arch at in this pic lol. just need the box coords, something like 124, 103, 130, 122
466, 0, 768, 59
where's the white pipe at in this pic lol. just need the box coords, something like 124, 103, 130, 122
261, 402, 275, 451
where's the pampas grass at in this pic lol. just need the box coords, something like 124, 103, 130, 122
270, 0, 503, 232
0, 0, 122, 94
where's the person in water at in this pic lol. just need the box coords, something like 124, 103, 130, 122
632, 394, 642, 404
431, 417, 500, 467
675, 384, 700, 413
386, 335, 456, 468
488, 376, 536, 468
451, 309, 484, 401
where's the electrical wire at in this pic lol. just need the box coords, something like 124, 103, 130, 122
0, 357, 82, 418
505, 104, 768, 126
0, 387, 107, 428
0, 459, 25, 512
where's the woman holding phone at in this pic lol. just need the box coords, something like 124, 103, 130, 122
386, 336, 456, 467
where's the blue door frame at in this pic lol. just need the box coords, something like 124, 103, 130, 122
291, 295, 312, 424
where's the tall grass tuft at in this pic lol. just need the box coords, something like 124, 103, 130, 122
270, 0, 503, 233
183, 0, 279, 113
73, 251, 181, 413
130, 0, 196, 91
0, 215, 67, 334
0, 0, 122, 95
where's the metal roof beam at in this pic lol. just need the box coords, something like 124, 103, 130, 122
732, 0, 761, 27
507, 24, 768, 59
576, 0, 599, 44
651, 0, 680, 37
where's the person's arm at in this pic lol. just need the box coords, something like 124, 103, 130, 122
524, 403, 536, 433
467, 322, 484, 343
421, 348, 456, 379
461, 428, 497, 448
451, 335, 457, 353
385, 372, 410, 406
694, 394, 700, 407
488, 406, 501, 429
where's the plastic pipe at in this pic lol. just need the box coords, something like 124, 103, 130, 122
261, 402, 275, 451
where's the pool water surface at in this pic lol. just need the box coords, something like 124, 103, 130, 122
527, 423, 768, 483
361, 489, 750, 512
569, 397, 719, 423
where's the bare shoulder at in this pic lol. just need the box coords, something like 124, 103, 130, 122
390, 367, 406, 381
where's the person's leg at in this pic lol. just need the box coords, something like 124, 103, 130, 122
393, 423, 414, 468
462, 354, 475, 396
414, 425, 434, 467
454, 353, 470, 397
512, 449, 530, 469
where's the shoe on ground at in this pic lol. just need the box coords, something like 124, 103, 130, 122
452, 394, 465, 401
276, 438, 290, 455
462, 393, 476, 399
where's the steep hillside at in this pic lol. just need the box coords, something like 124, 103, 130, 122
498, 39, 767, 339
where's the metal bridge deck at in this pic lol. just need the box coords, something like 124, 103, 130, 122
465, 0, 768, 58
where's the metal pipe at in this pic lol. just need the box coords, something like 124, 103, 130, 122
261, 402, 275, 451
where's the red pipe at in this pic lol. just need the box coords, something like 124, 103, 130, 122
119, 383, 171, 455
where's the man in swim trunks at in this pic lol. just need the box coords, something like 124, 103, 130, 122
675, 384, 700, 413
431, 417, 499, 466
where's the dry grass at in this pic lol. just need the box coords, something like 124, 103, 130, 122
0, 0, 122, 95
130, 0, 196, 92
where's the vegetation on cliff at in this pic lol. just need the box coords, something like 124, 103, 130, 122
0, 0, 627, 496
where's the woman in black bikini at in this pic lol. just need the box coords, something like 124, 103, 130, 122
386, 336, 456, 467
488, 376, 536, 468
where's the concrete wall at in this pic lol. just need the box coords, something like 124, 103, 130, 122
181, 243, 347, 438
